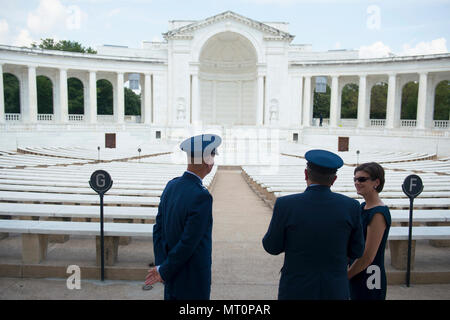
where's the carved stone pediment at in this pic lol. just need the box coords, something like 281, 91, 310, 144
163, 11, 294, 42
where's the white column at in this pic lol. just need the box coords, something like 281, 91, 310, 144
386, 73, 398, 129
57, 68, 68, 123
238, 80, 242, 125
357, 74, 368, 128
115, 72, 124, 124
191, 72, 200, 125
144, 73, 152, 124
329, 75, 340, 128
0, 64, 4, 123
212, 80, 217, 124
416, 72, 428, 129
26, 66, 38, 123
87, 71, 97, 124
297, 77, 303, 126
256, 74, 264, 126
302, 76, 312, 127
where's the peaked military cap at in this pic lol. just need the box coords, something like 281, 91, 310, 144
305, 149, 343, 174
180, 134, 222, 159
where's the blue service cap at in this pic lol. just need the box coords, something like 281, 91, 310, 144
305, 149, 343, 173
180, 134, 222, 159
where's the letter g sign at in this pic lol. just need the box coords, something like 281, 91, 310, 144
89, 170, 113, 195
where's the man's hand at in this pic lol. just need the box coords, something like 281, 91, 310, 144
145, 266, 164, 286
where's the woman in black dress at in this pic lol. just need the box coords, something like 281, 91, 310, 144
348, 162, 391, 300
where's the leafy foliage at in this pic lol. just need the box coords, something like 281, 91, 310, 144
68, 78, 84, 114
341, 83, 358, 118
401, 82, 418, 119
97, 80, 113, 115
434, 81, 450, 120
37, 76, 53, 114
31, 38, 97, 54
370, 82, 387, 119
3, 73, 20, 113
313, 85, 331, 118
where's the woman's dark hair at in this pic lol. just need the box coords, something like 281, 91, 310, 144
354, 162, 385, 193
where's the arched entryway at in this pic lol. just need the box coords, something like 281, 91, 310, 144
199, 32, 257, 125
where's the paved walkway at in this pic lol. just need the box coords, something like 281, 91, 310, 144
0, 168, 449, 299
210, 169, 283, 299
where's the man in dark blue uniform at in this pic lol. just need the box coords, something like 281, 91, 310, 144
262, 149, 364, 300
145, 134, 221, 300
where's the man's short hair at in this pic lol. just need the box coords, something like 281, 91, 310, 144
306, 162, 337, 185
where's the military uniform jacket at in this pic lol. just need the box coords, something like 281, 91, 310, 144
153, 171, 213, 300
262, 185, 364, 300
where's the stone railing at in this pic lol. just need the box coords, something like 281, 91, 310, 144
37, 114, 53, 121
68, 114, 84, 122
433, 120, 449, 129
401, 119, 417, 127
97, 115, 114, 122
5, 113, 21, 121
340, 119, 357, 127
124, 115, 142, 123
370, 119, 386, 127
312, 118, 329, 127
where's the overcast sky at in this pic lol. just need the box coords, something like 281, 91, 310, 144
0, 0, 449, 58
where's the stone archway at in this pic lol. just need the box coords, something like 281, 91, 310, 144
199, 32, 257, 125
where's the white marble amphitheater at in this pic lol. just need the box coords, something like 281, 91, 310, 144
0, 12, 449, 296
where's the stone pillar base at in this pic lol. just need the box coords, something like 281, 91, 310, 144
115, 219, 133, 245
119, 237, 132, 245
427, 222, 450, 247
22, 234, 49, 264
389, 240, 416, 270
47, 217, 71, 243
96, 236, 119, 266
49, 235, 70, 243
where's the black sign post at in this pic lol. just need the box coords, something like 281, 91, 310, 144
401, 174, 423, 287
89, 170, 113, 281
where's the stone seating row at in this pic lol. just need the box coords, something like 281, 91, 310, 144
0, 191, 160, 206
388, 226, 450, 269
383, 161, 450, 174
0, 183, 163, 197
274, 190, 450, 199
282, 151, 436, 166
0, 179, 167, 190
20, 145, 175, 162
0, 203, 446, 224
0, 218, 448, 271
266, 184, 450, 192
0, 164, 217, 185
0, 203, 157, 221
0, 219, 154, 266
0, 164, 210, 178
0, 155, 90, 168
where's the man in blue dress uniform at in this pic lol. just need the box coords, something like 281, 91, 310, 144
262, 149, 364, 300
145, 134, 222, 300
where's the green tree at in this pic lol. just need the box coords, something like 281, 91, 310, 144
313, 85, 331, 118
36, 75, 53, 114
401, 82, 419, 119
31, 38, 97, 54
97, 80, 113, 115
434, 80, 450, 120
68, 78, 84, 114
3, 73, 20, 113
370, 82, 387, 119
341, 83, 358, 118
125, 88, 141, 115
